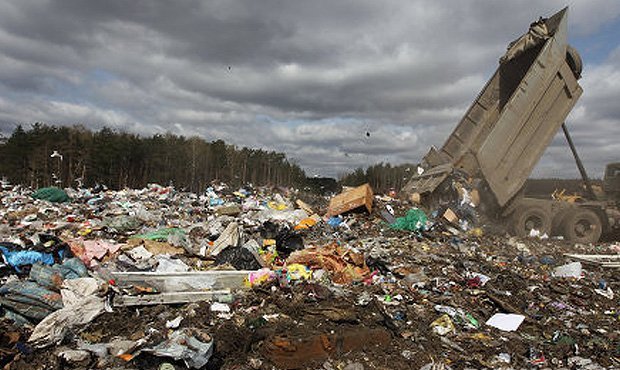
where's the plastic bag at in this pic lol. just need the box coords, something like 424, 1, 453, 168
390, 208, 428, 232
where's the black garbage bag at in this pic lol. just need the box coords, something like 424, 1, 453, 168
215, 246, 262, 270
259, 221, 279, 239
259, 221, 304, 258
275, 232, 304, 257
365, 256, 390, 275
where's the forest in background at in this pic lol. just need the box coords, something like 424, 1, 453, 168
0, 124, 306, 192
339, 163, 413, 193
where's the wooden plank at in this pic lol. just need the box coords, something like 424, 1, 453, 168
564, 254, 620, 268
111, 270, 252, 292
114, 290, 232, 307
296, 199, 315, 215
564, 254, 620, 260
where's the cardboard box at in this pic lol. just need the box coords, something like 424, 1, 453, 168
327, 183, 373, 216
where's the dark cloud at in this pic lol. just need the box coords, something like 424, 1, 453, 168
0, 1, 619, 177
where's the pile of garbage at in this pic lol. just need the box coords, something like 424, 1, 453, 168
0, 183, 618, 369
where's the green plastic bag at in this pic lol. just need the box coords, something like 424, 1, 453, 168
31, 187, 70, 203
131, 228, 185, 242
390, 208, 428, 232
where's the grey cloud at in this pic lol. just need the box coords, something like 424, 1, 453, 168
0, 1, 619, 178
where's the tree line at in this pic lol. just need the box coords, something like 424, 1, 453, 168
339, 162, 415, 194
0, 123, 306, 192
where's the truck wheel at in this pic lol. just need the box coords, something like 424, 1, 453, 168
513, 207, 551, 237
562, 209, 602, 244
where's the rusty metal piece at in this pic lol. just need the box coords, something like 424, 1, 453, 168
263, 327, 390, 369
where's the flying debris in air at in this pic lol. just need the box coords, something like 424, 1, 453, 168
50, 150, 63, 161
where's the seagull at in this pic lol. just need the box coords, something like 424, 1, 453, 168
50, 150, 63, 161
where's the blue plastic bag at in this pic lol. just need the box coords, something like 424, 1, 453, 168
0, 246, 55, 273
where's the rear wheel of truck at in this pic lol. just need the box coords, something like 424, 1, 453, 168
562, 209, 602, 244
513, 207, 551, 237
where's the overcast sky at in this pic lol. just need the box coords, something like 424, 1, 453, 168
0, 1, 619, 179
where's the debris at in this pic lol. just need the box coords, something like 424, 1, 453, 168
210, 302, 230, 313
391, 208, 428, 232
144, 328, 213, 369
111, 270, 250, 292
31, 187, 70, 203
215, 204, 242, 216
166, 316, 183, 329
214, 246, 262, 270
58, 349, 90, 365
60, 277, 101, 305
485, 313, 526, 332
553, 261, 582, 278
565, 253, 620, 268
0, 244, 58, 274
245, 268, 277, 287
263, 327, 390, 369
594, 287, 614, 299
206, 222, 239, 256
69, 239, 121, 267
430, 314, 455, 335
0, 280, 63, 322
29, 258, 88, 290
155, 255, 191, 273
287, 244, 370, 284
327, 183, 373, 216
29, 295, 106, 347
113, 290, 232, 307
295, 199, 315, 215
443, 208, 459, 224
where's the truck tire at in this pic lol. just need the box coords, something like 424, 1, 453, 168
513, 207, 551, 237
562, 209, 602, 244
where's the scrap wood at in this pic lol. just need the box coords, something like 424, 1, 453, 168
564, 254, 620, 268
111, 270, 253, 293
114, 290, 232, 306
295, 199, 315, 215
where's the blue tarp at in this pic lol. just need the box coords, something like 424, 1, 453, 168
0, 246, 56, 273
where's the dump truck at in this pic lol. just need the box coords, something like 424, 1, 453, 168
402, 8, 620, 243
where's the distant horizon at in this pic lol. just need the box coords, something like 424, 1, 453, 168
0, 121, 614, 183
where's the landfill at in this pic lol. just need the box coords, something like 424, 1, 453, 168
0, 182, 618, 370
